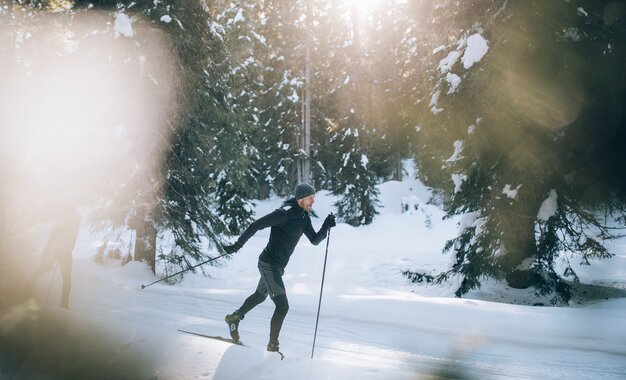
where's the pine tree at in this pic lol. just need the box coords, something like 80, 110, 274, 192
331, 125, 380, 226
252, 0, 305, 198
357, 0, 417, 181
209, 0, 267, 234
147, 0, 243, 272
307, 0, 382, 224
406, 0, 626, 303
68, 0, 253, 275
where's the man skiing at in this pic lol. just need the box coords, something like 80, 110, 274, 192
222, 182, 335, 353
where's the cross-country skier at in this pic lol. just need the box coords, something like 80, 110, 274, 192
222, 182, 335, 353
30, 196, 81, 309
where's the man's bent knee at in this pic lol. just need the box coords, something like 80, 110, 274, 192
254, 290, 268, 303
272, 294, 289, 316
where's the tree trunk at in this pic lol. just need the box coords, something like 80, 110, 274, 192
134, 216, 157, 274
500, 196, 541, 288
299, 3, 312, 184
441, 188, 452, 212
395, 152, 403, 181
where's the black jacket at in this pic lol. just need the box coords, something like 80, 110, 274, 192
234, 198, 328, 268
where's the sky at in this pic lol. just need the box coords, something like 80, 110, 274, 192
15, 162, 626, 380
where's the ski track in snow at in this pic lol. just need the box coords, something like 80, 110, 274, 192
54, 256, 626, 380
25, 176, 626, 379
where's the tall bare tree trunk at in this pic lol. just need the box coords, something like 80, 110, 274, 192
299, 5, 312, 184
395, 152, 403, 181
134, 213, 157, 274
303, 38, 311, 183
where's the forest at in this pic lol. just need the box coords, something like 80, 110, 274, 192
2, 0, 626, 304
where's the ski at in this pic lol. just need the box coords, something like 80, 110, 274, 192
177, 329, 285, 360
177, 329, 246, 346
271, 350, 286, 360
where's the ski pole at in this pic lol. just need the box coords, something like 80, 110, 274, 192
140, 252, 230, 290
311, 228, 331, 359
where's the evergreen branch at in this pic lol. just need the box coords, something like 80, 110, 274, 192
401, 270, 435, 284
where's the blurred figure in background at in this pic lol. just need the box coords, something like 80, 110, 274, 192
30, 194, 81, 309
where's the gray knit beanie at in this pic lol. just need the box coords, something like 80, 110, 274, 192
294, 182, 315, 200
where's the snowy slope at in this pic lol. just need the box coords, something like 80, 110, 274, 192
20, 173, 626, 380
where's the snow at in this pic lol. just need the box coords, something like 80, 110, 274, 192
461, 33, 489, 69
537, 189, 558, 221
361, 154, 369, 169
432, 45, 446, 54
437, 33, 488, 76
287, 89, 299, 103
232, 9, 245, 24
438, 50, 461, 73
160, 15, 172, 23
446, 140, 464, 162
114, 13, 134, 38
251, 31, 267, 45
431, 42, 472, 110
16, 176, 626, 379
208, 21, 225, 41
429, 89, 440, 107
429, 89, 443, 114
502, 184, 522, 199
445, 72, 461, 94
451, 173, 467, 193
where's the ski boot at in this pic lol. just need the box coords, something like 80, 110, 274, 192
225, 311, 243, 342
266, 338, 280, 352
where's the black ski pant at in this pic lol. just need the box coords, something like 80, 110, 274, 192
237, 261, 289, 342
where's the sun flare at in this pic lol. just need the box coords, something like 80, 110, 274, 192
0, 10, 179, 233
337, 0, 385, 19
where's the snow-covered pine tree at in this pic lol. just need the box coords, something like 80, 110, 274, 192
148, 0, 243, 271
354, 0, 417, 182
298, 0, 380, 224
406, 0, 626, 304
209, 0, 268, 234
332, 125, 380, 226
305, 0, 352, 189
252, 0, 305, 198
68, 0, 220, 274
69, 0, 253, 274
214, 169, 254, 235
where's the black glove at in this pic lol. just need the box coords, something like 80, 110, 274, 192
321, 213, 336, 230
223, 242, 242, 254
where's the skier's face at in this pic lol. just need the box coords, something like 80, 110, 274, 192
298, 194, 315, 212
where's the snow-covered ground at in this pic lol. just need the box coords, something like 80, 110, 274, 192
14, 174, 626, 379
